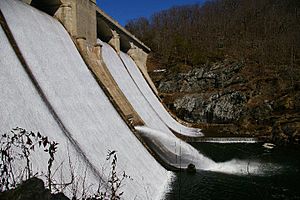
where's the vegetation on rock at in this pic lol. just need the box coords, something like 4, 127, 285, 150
126, 0, 300, 144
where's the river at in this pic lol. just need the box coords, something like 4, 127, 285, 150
166, 143, 300, 199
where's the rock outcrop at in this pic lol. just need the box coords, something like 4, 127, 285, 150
150, 59, 300, 144
0, 178, 69, 200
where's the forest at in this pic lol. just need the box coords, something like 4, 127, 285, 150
126, 0, 299, 67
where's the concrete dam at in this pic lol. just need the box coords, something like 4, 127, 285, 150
0, 0, 262, 199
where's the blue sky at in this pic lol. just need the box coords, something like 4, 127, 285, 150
96, 0, 206, 26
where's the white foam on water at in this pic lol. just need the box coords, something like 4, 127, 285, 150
196, 137, 258, 144
136, 126, 280, 176
208, 159, 282, 176
156, 172, 176, 200
208, 159, 262, 175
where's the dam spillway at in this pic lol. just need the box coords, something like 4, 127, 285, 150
0, 0, 170, 198
101, 41, 208, 169
0, 0, 265, 199
119, 52, 202, 137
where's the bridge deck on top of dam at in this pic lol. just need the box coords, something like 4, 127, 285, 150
22, 0, 149, 51
95, 6, 150, 53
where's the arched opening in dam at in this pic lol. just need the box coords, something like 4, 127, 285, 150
30, 0, 61, 16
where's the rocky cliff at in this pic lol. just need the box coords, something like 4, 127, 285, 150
149, 58, 300, 144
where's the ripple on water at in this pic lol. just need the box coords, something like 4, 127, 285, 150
165, 143, 300, 200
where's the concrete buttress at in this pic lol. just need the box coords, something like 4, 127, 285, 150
108, 30, 121, 54
128, 42, 159, 94
54, 0, 97, 46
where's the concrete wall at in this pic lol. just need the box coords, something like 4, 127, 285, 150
94, 6, 158, 94
127, 43, 158, 94
53, 0, 96, 46
26, 0, 158, 94
75, 0, 97, 45
76, 37, 144, 127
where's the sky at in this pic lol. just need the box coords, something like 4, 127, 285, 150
96, 0, 206, 26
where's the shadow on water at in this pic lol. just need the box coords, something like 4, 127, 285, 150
165, 143, 300, 200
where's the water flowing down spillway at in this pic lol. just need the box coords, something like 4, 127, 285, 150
0, 0, 171, 199
101, 42, 171, 134
101, 41, 206, 168
0, 1, 282, 199
135, 126, 277, 176
120, 52, 203, 137
0, 25, 101, 190
101, 41, 282, 176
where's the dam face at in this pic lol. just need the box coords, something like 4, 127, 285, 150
119, 52, 203, 137
0, 0, 271, 199
101, 41, 209, 169
0, 0, 171, 199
